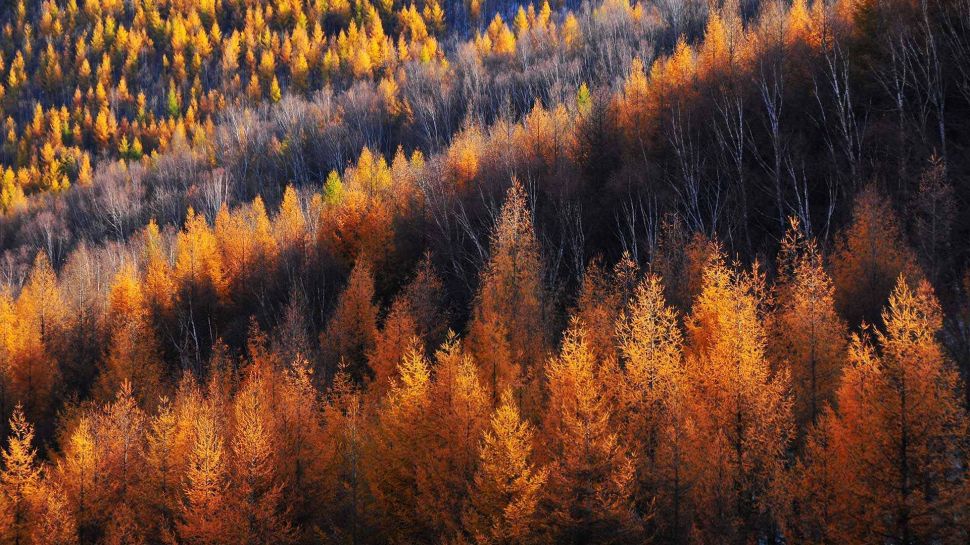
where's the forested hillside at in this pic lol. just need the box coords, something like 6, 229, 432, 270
0, 0, 969, 543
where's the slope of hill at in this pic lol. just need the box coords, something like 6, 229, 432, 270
0, 0, 968, 543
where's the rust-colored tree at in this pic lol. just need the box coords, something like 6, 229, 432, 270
683, 252, 792, 544
0, 405, 42, 545
367, 296, 418, 399
541, 321, 639, 544
416, 338, 489, 538
792, 277, 970, 544
8, 253, 63, 424
615, 275, 690, 540
366, 343, 432, 543
96, 263, 165, 407
321, 259, 379, 384
468, 181, 547, 406
463, 390, 547, 545
831, 185, 921, 326
771, 219, 847, 440
179, 401, 234, 545
318, 368, 369, 544
229, 368, 294, 545
573, 254, 639, 364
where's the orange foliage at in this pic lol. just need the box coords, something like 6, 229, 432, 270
573, 254, 639, 363
321, 259, 379, 383
96, 263, 164, 406
175, 208, 227, 301
791, 278, 969, 543
4, 254, 62, 422
684, 252, 793, 543
831, 186, 922, 326
464, 390, 547, 545
771, 219, 847, 437
0, 405, 43, 544
542, 322, 639, 542
467, 182, 547, 404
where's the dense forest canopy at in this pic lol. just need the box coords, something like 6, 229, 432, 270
0, 0, 969, 543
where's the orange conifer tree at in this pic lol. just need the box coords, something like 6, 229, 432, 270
179, 402, 234, 545
771, 219, 847, 438
463, 390, 547, 545
367, 296, 419, 399
10, 253, 63, 422
366, 343, 432, 542
174, 208, 226, 370
137, 395, 185, 543
683, 252, 793, 543
0, 405, 42, 545
615, 275, 690, 537
831, 186, 921, 326
417, 338, 489, 538
573, 253, 639, 364
321, 259, 379, 383
541, 321, 639, 544
468, 181, 547, 406
96, 263, 164, 406
230, 369, 294, 544
319, 368, 368, 543
793, 278, 970, 544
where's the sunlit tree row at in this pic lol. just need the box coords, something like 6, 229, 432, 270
0, 181, 966, 545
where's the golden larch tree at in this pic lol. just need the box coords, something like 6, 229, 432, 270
782, 408, 847, 545
683, 252, 793, 544
614, 275, 689, 538
26, 479, 76, 545
771, 219, 847, 439
229, 368, 294, 545
830, 185, 921, 326
143, 219, 174, 319
463, 390, 547, 545
367, 296, 418, 400
573, 254, 639, 364
95, 263, 164, 407
175, 208, 226, 298
273, 186, 308, 272
794, 277, 969, 544
136, 396, 185, 544
399, 254, 449, 352
95, 383, 149, 544
53, 415, 99, 544
11, 252, 63, 423
51, 384, 148, 544
366, 343, 432, 543
271, 355, 327, 539
320, 259, 379, 383
650, 216, 716, 313
174, 208, 226, 370
468, 181, 547, 406
179, 401, 234, 545
318, 369, 368, 544
215, 197, 278, 301
416, 338, 489, 538
541, 321, 639, 544
0, 404, 42, 545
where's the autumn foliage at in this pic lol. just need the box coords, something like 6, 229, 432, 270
0, 173, 966, 544
0, 0, 969, 543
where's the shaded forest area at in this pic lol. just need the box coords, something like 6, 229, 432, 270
0, 0, 969, 543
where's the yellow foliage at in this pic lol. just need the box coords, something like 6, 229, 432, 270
487, 15, 516, 57
175, 207, 226, 299
561, 13, 581, 49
